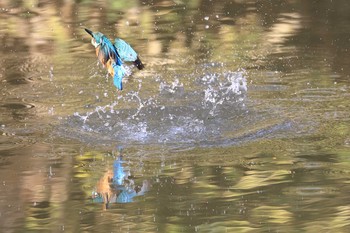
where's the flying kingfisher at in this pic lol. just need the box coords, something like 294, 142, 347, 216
84, 28, 144, 90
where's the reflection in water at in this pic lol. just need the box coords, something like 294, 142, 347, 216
92, 147, 150, 208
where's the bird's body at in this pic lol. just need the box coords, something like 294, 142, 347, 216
84, 28, 144, 90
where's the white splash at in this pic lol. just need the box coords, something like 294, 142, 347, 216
159, 78, 183, 94
202, 69, 247, 115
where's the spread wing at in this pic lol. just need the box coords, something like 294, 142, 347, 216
114, 38, 144, 70
114, 38, 138, 62
98, 36, 123, 66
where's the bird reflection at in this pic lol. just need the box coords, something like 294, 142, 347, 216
92, 147, 150, 209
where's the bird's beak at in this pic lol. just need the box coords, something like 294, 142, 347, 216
84, 28, 94, 37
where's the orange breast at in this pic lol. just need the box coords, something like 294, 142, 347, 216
96, 47, 114, 77
105, 59, 115, 77
96, 47, 107, 65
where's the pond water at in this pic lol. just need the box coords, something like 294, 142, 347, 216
1, 0, 350, 232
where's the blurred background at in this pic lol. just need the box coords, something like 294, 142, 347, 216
1, 0, 350, 232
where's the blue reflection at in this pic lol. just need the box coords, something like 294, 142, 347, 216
92, 147, 150, 208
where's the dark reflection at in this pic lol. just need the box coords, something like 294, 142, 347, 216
0, 101, 36, 121
92, 147, 150, 209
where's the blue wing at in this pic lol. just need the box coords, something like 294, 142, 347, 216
100, 36, 123, 66
114, 38, 138, 62
112, 62, 125, 90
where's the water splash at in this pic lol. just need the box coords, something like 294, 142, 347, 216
57, 68, 292, 147
201, 70, 247, 115
159, 78, 184, 94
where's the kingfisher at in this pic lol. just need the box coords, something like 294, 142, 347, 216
84, 28, 144, 90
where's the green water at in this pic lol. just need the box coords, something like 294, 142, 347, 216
1, 0, 350, 232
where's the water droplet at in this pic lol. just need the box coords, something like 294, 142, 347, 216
49, 66, 54, 81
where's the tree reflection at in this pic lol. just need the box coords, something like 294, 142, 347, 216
0, 0, 348, 74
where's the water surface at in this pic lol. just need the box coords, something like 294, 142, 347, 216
1, 0, 350, 232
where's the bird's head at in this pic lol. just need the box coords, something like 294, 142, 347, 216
84, 28, 104, 48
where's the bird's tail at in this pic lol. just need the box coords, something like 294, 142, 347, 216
133, 56, 144, 70
112, 62, 126, 90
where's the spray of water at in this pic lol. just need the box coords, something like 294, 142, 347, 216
64, 67, 249, 146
